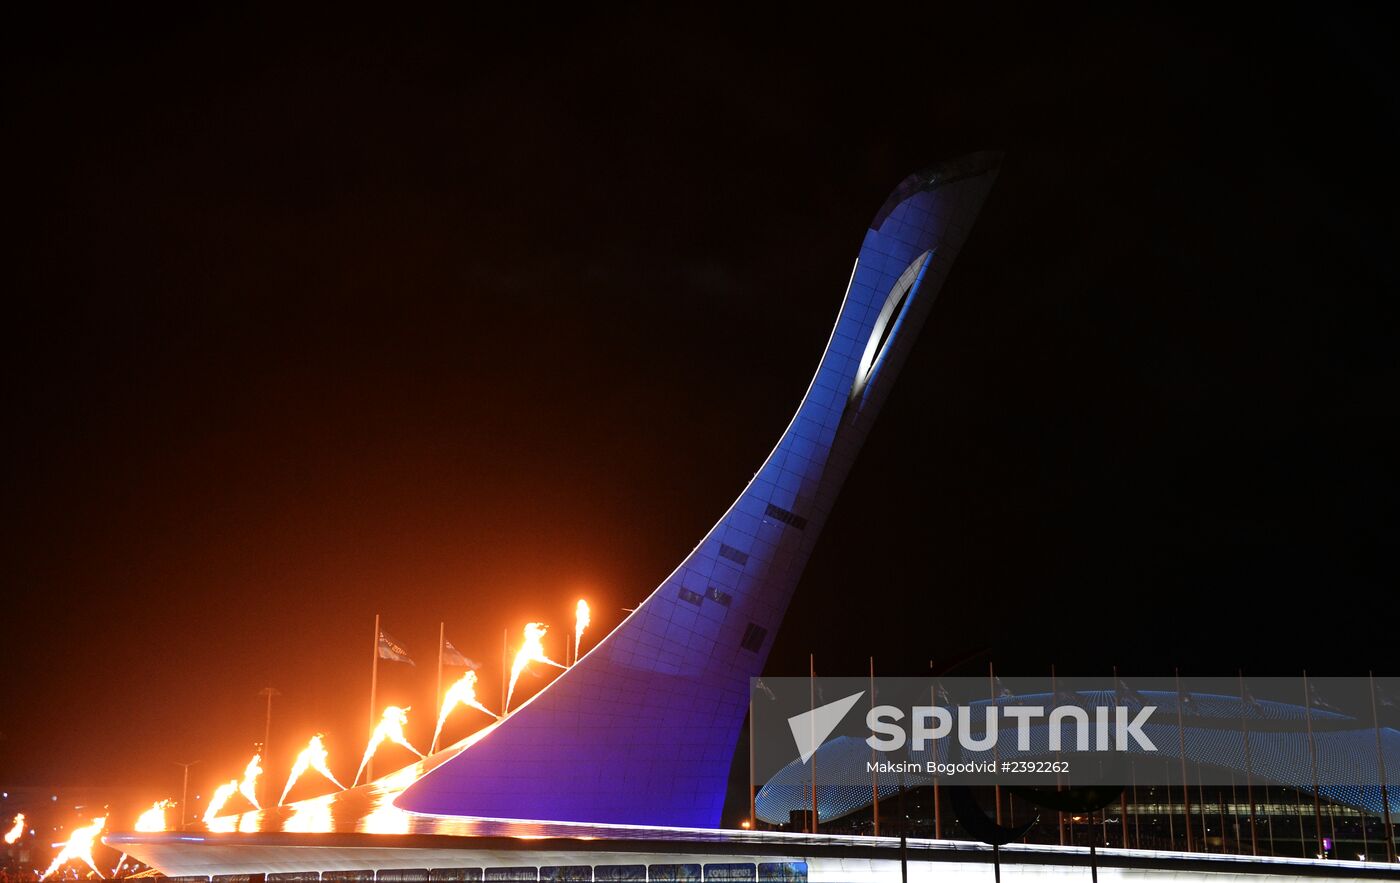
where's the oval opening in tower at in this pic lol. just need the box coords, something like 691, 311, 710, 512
849, 249, 933, 405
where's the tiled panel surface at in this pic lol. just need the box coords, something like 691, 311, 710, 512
397, 154, 1001, 827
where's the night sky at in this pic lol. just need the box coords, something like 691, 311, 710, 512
3, 5, 1397, 806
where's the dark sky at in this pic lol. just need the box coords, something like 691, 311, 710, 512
3, 5, 1397, 803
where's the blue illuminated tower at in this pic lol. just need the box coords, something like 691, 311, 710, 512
397, 154, 1002, 828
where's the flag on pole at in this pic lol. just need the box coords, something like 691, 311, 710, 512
1308, 680, 1341, 713
1240, 680, 1261, 710
1116, 677, 1149, 708
442, 640, 478, 669
378, 631, 415, 666
936, 681, 955, 706
1379, 684, 1398, 709
991, 673, 1013, 702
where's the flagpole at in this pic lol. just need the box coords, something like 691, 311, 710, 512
1303, 671, 1325, 857
809, 652, 818, 835
368, 612, 380, 783
989, 662, 1002, 825
1122, 777, 1130, 848
501, 627, 509, 713
1197, 764, 1208, 851
870, 656, 880, 837
436, 621, 445, 746
1370, 671, 1396, 863
1361, 799, 1372, 862
748, 686, 756, 831
1166, 757, 1176, 849
1297, 790, 1307, 858
1231, 773, 1242, 856
1114, 666, 1128, 849
1053, 664, 1065, 846
1131, 756, 1140, 849
258, 686, 279, 807
1218, 793, 1229, 855
1328, 802, 1338, 858
1175, 668, 1194, 852
930, 677, 942, 840
1263, 783, 1276, 855
1239, 671, 1259, 855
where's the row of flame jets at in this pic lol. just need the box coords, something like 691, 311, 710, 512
16, 601, 594, 880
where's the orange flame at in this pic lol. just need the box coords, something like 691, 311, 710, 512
203, 779, 240, 824
574, 599, 591, 662
506, 622, 564, 711
3, 813, 23, 845
357, 764, 420, 835
39, 816, 105, 881
283, 793, 334, 834
238, 753, 262, 809
238, 810, 262, 834
279, 734, 346, 805
432, 670, 499, 750
354, 705, 424, 785
133, 801, 170, 833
